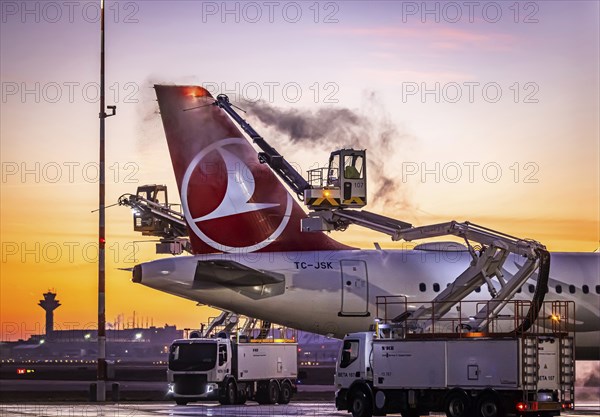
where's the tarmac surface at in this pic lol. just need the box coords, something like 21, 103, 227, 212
1, 402, 599, 417
1, 380, 598, 416
0, 380, 335, 403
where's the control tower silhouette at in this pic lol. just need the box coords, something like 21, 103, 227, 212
39, 291, 61, 338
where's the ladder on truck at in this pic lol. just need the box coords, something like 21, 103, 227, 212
560, 336, 575, 406
522, 336, 539, 394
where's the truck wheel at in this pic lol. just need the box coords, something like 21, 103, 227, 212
219, 380, 237, 405
279, 381, 292, 404
445, 390, 471, 417
175, 400, 188, 406
475, 393, 505, 417
236, 385, 247, 405
267, 380, 280, 404
256, 380, 279, 405
350, 389, 373, 417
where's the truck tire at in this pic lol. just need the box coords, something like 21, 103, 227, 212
219, 380, 237, 405
445, 389, 471, 417
267, 380, 280, 404
235, 385, 247, 405
350, 389, 373, 417
257, 380, 279, 405
279, 380, 292, 404
475, 392, 505, 417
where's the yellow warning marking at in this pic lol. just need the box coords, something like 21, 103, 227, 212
312, 197, 340, 206
342, 197, 365, 205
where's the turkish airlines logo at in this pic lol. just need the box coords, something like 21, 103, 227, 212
181, 138, 293, 253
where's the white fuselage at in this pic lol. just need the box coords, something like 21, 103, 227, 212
136, 249, 600, 359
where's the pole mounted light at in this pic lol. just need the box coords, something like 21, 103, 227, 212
98, 0, 116, 402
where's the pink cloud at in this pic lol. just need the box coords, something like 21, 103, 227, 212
321, 25, 515, 51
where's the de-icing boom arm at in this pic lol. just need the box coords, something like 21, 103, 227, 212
213, 94, 311, 198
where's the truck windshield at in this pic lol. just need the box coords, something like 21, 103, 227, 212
168, 342, 217, 371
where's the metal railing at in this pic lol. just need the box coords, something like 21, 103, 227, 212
375, 296, 575, 339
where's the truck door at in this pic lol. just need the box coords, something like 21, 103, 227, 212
340, 260, 369, 316
335, 334, 370, 389
336, 338, 362, 387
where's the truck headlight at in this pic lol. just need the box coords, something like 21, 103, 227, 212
167, 384, 174, 394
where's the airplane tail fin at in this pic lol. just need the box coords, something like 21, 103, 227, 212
154, 85, 350, 254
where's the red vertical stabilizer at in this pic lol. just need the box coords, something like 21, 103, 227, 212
154, 85, 350, 254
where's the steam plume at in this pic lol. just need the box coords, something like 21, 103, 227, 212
247, 93, 413, 211
583, 363, 600, 387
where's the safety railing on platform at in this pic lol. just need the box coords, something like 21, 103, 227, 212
185, 314, 297, 343
375, 296, 574, 339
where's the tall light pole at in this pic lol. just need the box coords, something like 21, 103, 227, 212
98, 0, 116, 402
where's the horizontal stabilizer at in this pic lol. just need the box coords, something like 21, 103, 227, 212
193, 260, 284, 287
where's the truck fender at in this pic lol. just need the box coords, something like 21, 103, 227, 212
477, 388, 501, 401
348, 380, 374, 407
347, 381, 375, 416
220, 375, 237, 390
349, 380, 373, 396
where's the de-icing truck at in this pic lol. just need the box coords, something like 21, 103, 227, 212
334, 299, 575, 417
167, 316, 297, 406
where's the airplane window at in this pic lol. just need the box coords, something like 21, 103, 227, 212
516, 287, 522, 293
555, 285, 562, 294
582, 285, 589, 294
419, 283, 426, 292
528, 284, 535, 293
596, 285, 600, 294
569, 285, 576, 294
433, 283, 440, 292
474, 286, 481, 293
